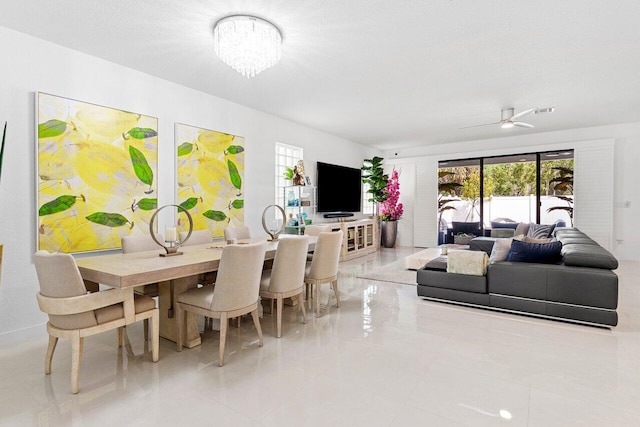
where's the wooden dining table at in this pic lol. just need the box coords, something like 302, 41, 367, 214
76, 237, 316, 348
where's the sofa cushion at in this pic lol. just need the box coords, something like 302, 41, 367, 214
489, 238, 512, 263
527, 223, 554, 239
417, 269, 487, 293
514, 222, 530, 236
561, 244, 618, 270
507, 239, 562, 264
469, 237, 496, 254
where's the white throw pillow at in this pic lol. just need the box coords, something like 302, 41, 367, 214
489, 238, 512, 264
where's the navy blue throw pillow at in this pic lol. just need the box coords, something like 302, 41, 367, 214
507, 239, 562, 264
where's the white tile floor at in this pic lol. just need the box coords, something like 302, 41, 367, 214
1, 247, 640, 426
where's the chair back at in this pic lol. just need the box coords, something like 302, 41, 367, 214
121, 234, 163, 253
223, 226, 251, 241
34, 250, 97, 329
308, 231, 343, 281
211, 242, 266, 312
268, 235, 309, 293
304, 225, 331, 236
180, 229, 212, 246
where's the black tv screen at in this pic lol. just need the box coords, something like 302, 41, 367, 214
316, 162, 362, 213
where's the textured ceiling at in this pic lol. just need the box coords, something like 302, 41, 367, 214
1, 0, 639, 150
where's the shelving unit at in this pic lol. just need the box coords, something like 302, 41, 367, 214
325, 218, 378, 261
283, 185, 316, 235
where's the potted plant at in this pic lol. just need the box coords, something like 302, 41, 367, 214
362, 156, 388, 215
379, 170, 403, 247
283, 166, 294, 185
547, 166, 574, 226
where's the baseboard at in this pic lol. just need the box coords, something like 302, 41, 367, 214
0, 323, 47, 346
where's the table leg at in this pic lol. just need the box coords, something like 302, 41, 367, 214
158, 277, 201, 348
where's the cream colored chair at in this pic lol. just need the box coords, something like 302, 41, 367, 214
305, 231, 343, 317
34, 250, 159, 394
176, 242, 266, 366
223, 226, 251, 241
259, 235, 309, 338
179, 229, 212, 246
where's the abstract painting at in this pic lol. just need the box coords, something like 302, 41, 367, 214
175, 123, 244, 238
37, 92, 158, 253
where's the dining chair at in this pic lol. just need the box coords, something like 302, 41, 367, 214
259, 235, 309, 338
176, 242, 266, 366
305, 230, 343, 317
303, 224, 331, 260
223, 226, 251, 241
179, 229, 212, 246
34, 250, 159, 394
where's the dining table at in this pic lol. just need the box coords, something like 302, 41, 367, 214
76, 237, 316, 348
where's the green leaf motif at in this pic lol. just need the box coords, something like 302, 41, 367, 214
129, 145, 154, 186
136, 198, 157, 211
227, 160, 242, 190
38, 119, 67, 138
180, 197, 199, 210
231, 199, 244, 209
86, 212, 129, 227
177, 142, 193, 156
39, 195, 77, 216
203, 210, 227, 221
226, 145, 244, 155
126, 127, 157, 139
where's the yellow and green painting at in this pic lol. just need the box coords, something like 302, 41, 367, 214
175, 123, 244, 238
37, 93, 158, 253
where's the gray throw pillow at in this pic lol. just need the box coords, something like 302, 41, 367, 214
514, 222, 530, 236
527, 223, 553, 239
489, 238, 512, 264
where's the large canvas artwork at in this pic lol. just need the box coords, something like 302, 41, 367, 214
175, 123, 244, 238
37, 93, 158, 253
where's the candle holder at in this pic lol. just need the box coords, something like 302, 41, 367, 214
149, 204, 193, 257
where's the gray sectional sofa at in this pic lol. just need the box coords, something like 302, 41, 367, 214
416, 228, 619, 327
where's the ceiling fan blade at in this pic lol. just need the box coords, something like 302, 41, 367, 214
510, 108, 537, 120
459, 122, 500, 129
513, 121, 534, 128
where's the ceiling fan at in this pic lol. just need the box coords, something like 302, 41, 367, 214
461, 107, 555, 129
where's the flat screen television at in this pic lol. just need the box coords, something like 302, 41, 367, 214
316, 162, 362, 214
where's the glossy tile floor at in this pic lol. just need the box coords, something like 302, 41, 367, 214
2, 247, 640, 426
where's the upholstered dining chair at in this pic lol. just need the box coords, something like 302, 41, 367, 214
259, 235, 309, 338
176, 242, 266, 366
223, 226, 251, 241
304, 230, 343, 317
303, 224, 331, 260
179, 229, 212, 246
34, 250, 159, 394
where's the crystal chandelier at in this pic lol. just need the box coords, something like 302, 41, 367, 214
213, 15, 282, 78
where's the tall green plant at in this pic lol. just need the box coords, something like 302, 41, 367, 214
362, 157, 389, 213
0, 122, 6, 184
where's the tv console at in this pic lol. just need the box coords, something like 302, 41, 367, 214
325, 218, 378, 261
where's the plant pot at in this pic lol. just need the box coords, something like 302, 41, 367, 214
381, 221, 398, 248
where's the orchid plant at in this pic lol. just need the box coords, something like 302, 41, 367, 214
379, 170, 403, 221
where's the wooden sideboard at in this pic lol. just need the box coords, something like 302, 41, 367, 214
325, 218, 378, 261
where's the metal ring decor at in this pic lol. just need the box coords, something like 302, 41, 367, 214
149, 204, 194, 257
261, 204, 286, 241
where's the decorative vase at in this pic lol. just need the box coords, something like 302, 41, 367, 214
381, 221, 398, 248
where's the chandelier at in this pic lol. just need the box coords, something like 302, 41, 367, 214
213, 15, 282, 78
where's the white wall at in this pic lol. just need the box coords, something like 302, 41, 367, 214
384, 123, 640, 260
0, 26, 375, 340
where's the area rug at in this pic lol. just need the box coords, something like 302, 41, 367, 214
356, 260, 417, 286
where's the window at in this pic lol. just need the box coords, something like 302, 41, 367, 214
275, 142, 303, 207
362, 182, 374, 215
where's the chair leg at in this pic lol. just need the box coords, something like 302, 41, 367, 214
236, 316, 241, 328
276, 295, 283, 338
316, 284, 321, 317
332, 280, 340, 308
219, 313, 228, 367
118, 327, 124, 348
71, 333, 82, 394
251, 309, 263, 347
151, 311, 159, 362
45, 336, 58, 375
270, 297, 274, 314
176, 303, 184, 352
144, 318, 149, 341
298, 292, 307, 324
